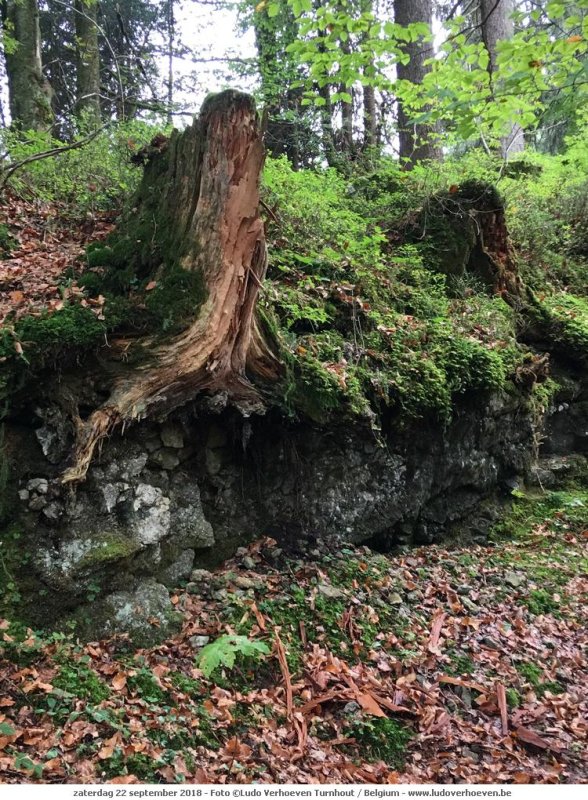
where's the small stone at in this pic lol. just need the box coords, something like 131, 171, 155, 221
504, 571, 526, 589
242, 556, 256, 570
27, 478, 48, 494
190, 568, 213, 583
211, 589, 228, 601
457, 585, 472, 595
388, 592, 403, 605
42, 502, 62, 521
343, 701, 360, 715
317, 583, 346, 600
481, 636, 500, 650
462, 746, 480, 763
235, 547, 248, 557
234, 576, 256, 590
189, 635, 210, 649
185, 582, 200, 595
268, 548, 282, 559
151, 449, 181, 471
407, 591, 423, 602
461, 597, 480, 614
144, 435, 162, 453
18, 489, 30, 501
29, 495, 47, 511
310, 549, 321, 558
161, 423, 184, 449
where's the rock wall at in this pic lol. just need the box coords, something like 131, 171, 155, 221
1, 381, 553, 642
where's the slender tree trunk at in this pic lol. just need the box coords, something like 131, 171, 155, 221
394, 0, 441, 167
480, 0, 524, 158
339, 38, 354, 155
362, 82, 377, 150
62, 91, 280, 484
74, 0, 101, 125
2, 0, 53, 130
318, 83, 337, 166
166, 0, 174, 126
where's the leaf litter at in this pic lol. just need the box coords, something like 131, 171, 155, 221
0, 193, 114, 327
1, 503, 587, 785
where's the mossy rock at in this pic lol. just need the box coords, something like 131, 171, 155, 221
67, 580, 183, 646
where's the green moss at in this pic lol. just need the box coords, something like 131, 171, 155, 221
524, 588, 560, 617
0, 304, 107, 371
506, 688, 522, 708
77, 534, 139, 570
53, 659, 111, 703
144, 266, 206, 333
517, 662, 564, 697
348, 717, 413, 767
0, 223, 17, 255
100, 750, 168, 782
126, 667, 171, 706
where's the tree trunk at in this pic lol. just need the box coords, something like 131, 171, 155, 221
318, 83, 337, 166
480, 0, 524, 158
166, 0, 174, 126
2, 0, 53, 130
74, 0, 101, 124
62, 91, 280, 484
339, 39, 354, 155
394, 0, 441, 167
362, 83, 377, 150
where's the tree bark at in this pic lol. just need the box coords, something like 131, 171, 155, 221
2, 0, 53, 130
74, 0, 101, 124
362, 82, 377, 150
62, 91, 280, 484
394, 0, 441, 167
480, 0, 524, 158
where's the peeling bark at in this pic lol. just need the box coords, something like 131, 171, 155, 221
62, 91, 280, 484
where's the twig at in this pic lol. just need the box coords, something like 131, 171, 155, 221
274, 626, 293, 719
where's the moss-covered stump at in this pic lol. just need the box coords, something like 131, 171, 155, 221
47, 90, 281, 484
407, 180, 521, 296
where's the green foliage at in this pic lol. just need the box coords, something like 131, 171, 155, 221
279, 0, 588, 151
0, 120, 162, 212
0, 223, 17, 256
197, 635, 270, 679
262, 156, 525, 425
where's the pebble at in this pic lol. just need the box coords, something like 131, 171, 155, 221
504, 571, 526, 589
461, 597, 480, 614
189, 635, 210, 649
388, 591, 403, 605
29, 495, 47, 511
241, 556, 256, 570
317, 583, 346, 600
234, 576, 256, 590
190, 568, 212, 583
457, 584, 472, 595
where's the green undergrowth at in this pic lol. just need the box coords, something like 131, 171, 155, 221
261, 157, 542, 425
1, 147, 585, 442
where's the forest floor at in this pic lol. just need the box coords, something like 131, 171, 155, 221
0, 488, 587, 785
0, 195, 114, 328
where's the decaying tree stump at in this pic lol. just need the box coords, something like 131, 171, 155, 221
62, 90, 280, 484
